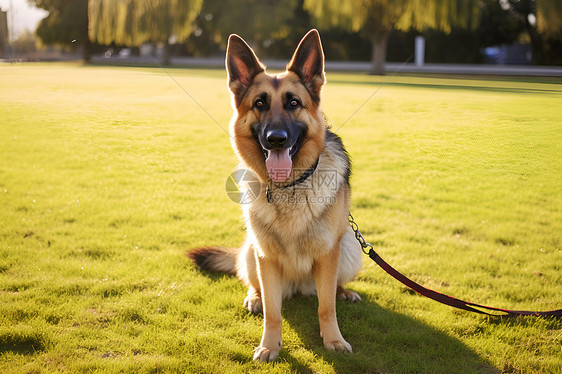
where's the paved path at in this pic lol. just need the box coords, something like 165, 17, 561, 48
91, 55, 562, 77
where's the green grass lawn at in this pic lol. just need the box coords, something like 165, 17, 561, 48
0, 62, 561, 373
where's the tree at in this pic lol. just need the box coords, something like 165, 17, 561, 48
537, 0, 562, 64
12, 30, 39, 55
88, 0, 202, 65
192, 0, 302, 57
478, 0, 525, 47
304, 0, 480, 74
501, 0, 562, 64
537, 0, 562, 35
477, 0, 562, 64
28, 0, 91, 61
498, 0, 541, 62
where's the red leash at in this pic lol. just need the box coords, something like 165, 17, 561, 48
349, 214, 562, 317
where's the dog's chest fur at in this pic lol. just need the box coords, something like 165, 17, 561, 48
242, 130, 350, 280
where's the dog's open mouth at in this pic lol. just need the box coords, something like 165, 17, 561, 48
264, 141, 300, 182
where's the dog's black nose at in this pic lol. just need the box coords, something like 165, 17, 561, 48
266, 130, 288, 148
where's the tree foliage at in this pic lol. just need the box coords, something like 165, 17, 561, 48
304, 0, 482, 74
478, 0, 525, 47
537, 0, 562, 64
89, 0, 201, 45
304, 0, 480, 35
189, 0, 303, 56
88, 0, 202, 63
537, 0, 562, 35
28, 0, 90, 59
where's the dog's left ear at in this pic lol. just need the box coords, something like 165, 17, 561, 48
226, 34, 265, 100
287, 29, 326, 97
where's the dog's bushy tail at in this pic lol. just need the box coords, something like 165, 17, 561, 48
187, 247, 237, 275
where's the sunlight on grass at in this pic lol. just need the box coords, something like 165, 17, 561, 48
0, 63, 560, 373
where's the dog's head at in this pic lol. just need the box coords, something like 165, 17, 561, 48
226, 29, 326, 183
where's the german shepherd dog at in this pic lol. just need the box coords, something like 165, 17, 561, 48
189, 29, 362, 362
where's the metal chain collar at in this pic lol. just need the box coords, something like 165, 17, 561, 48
348, 213, 373, 255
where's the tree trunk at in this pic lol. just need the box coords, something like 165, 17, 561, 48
162, 40, 171, 65
370, 30, 389, 75
82, 37, 92, 62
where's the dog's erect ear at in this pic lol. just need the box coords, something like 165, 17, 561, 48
287, 29, 325, 97
226, 34, 265, 99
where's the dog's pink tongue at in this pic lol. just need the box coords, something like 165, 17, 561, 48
265, 149, 292, 182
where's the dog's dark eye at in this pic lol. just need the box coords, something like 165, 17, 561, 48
254, 99, 264, 109
289, 99, 300, 109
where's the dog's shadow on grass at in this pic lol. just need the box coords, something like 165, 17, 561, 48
280, 293, 500, 374
191, 268, 498, 373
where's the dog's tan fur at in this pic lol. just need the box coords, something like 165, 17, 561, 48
189, 30, 362, 362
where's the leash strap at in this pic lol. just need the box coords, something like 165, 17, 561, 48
349, 214, 562, 317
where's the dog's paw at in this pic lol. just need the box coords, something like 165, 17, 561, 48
337, 287, 362, 303
324, 338, 353, 353
243, 294, 263, 314
253, 346, 280, 362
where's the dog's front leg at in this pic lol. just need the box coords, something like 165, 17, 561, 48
253, 254, 283, 362
313, 246, 352, 353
